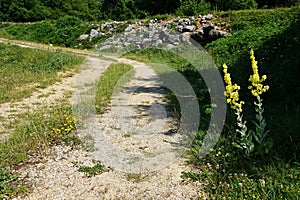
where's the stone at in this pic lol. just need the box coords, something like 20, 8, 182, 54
90, 29, 99, 40
154, 39, 163, 47
189, 16, 195, 21
182, 25, 195, 32
176, 25, 184, 32
125, 25, 135, 32
205, 14, 213, 20
78, 34, 89, 40
165, 44, 175, 49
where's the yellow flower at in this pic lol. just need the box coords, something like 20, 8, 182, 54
223, 64, 244, 113
249, 49, 269, 97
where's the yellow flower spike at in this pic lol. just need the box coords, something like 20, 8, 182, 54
222, 63, 244, 114
248, 49, 269, 97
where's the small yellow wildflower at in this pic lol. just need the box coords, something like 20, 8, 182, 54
248, 49, 269, 97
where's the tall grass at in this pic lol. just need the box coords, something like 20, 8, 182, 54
0, 43, 84, 103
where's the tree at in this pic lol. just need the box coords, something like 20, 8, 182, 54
214, 0, 257, 10
135, 0, 181, 15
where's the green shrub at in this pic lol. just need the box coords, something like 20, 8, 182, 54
228, 7, 297, 31
215, 0, 258, 10
176, 0, 211, 16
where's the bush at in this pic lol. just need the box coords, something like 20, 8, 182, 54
215, 0, 258, 10
0, 16, 90, 47
228, 8, 297, 31
176, 0, 211, 16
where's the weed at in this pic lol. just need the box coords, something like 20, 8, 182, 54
77, 161, 106, 177
125, 173, 148, 183
122, 133, 132, 138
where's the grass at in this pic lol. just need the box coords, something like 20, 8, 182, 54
0, 104, 82, 198
0, 55, 136, 198
125, 32, 300, 199
0, 6, 299, 199
182, 132, 300, 199
125, 48, 211, 130
95, 62, 134, 114
206, 6, 300, 143
0, 16, 130, 49
0, 43, 84, 103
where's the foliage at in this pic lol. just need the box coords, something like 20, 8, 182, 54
227, 7, 298, 32
0, 105, 82, 198
77, 161, 106, 177
183, 131, 300, 199
0, 0, 298, 22
223, 50, 272, 156
175, 0, 211, 16
0, 16, 89, 47
135, 0, 181, 16
206, 6, 300, 142
0, 168, 19, 199
214, 0, 258, 10
0, 0, 102, 22
0, 17, 131, 49
0, 43, 83, 103
50, 114, 81, 145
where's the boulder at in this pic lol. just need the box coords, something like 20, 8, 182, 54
205, 14, 213, 20
90, 29, 99, 40
78, 34, 89, 40
176, 25, 184, 32
182, 25, 195, 32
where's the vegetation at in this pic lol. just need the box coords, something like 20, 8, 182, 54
0, 43, 83, 103
0, 0, 298, 22
0, 15, 129, 48
206, 6, 300, 142
0, 105, 81, 198
77, 161, 106, 177
0, 47, 135, 198
95, 62, 134, 114
0, 1, 299, 199
125, 7, 299, 198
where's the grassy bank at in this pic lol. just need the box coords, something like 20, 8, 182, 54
126, 42, 299, 199
0, 16, 129, 49
0, 43, 83, 103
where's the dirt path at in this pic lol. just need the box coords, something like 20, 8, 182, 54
0, 40, 201, 199
0, 56, 112, 141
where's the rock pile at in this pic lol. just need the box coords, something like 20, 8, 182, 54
78, 21, 126, 41
169, 14, 230, 43
99, 24, 191, 52
78, 14, 230, 50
